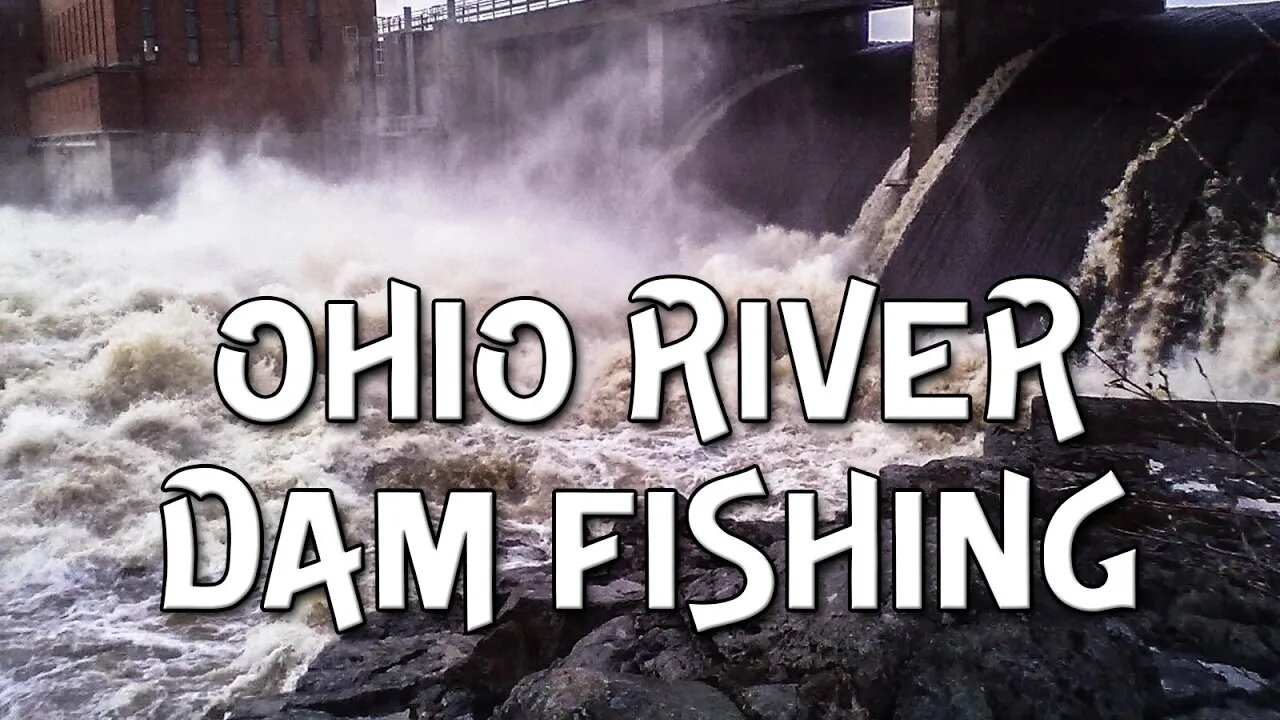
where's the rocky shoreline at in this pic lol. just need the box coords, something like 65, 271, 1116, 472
227, 397, 1280, 720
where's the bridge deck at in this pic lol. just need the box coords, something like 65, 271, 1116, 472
378, 0, 907, 40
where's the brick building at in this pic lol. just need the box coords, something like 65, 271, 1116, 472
4, 0, 374, 204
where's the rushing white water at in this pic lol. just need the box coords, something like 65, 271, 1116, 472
872, 48, 1041, 276
0, 152, 987, 719
1076, 217, 1280, 401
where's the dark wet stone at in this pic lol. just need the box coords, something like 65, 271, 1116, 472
733, 684, 808, 720
493, 668, 746, 720
894, 616, 1149, 720
1154, 651, 1275, 715
557, 615, 641, 672
1170, 702, 1280, 720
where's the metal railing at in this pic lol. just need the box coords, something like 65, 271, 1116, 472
456, 0, 591, 22
375, 0, 592, 36
375, 6, 447, 35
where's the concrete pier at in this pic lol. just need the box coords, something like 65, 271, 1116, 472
647, 22, 667, 141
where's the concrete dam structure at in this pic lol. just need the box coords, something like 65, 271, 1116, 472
365, 0, 1278, 355
880, 5, 1280, 331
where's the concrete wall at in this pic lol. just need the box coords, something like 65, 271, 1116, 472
0, 137, 44, 204
39, 133, 114, 205
34, 127, 358, 206
374, 6, 870, 149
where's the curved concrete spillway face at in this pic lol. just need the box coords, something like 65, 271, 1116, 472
676, 43, 912, 235
879, 3, 1280, 348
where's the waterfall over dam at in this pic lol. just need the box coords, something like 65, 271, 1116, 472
883, 6, 1280, 317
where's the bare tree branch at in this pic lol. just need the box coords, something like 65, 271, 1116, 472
1086, 347, 1280, 496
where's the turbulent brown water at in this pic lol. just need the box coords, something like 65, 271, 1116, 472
0, 155, 984, 718
1, 6, 1279, 719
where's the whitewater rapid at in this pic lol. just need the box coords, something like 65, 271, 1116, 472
0, 154, 981, 718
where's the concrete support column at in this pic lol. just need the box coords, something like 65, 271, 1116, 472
646, 21, 666, 142
403, 6, 419, 115
909, 0, 960, 176
344, 29, 378, 130
842, 11, 870, 49
435, 20, 472, 134
490, 46, 505, 134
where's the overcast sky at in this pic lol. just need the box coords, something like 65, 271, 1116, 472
376, 0, 1275, 42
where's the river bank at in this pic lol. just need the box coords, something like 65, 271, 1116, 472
225, 395, 1280, 720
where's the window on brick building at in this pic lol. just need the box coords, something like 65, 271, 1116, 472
227, 0, 242, 65
305, 0, 321, 61
185, 0, 199, 65
141, 0, 157, 62
266, 0, 282, 65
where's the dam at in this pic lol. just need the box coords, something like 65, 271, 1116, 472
362, 0, 1169, 168
353, 0, 1280, 350
6, 0, 1272, 338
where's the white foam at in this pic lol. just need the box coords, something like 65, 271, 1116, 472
873, 48, 1041, 275
0, 149, 982, 717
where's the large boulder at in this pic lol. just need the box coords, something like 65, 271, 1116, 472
557, 613, 719, 682
493, 668, 746, 720
894, 616, 1149, 720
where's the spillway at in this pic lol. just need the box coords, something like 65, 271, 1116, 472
881, 4, 1280, 331
678, 42, 912, 234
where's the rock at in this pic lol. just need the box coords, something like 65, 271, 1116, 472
244, 566, 642, 718
557, 613, 719, 682
689, 556, 931, 715
1170, 702, 1280, 720
492, 668, 746, 720
558, 616, 641, 672
224, 694, 409, 720
732, 678, 868, 720
1026, 396, 1280, 455
412, 685, 483, 720
287, 632, 482, 715
223, 695, 338, 720
987, 396, 1280, 515
641, 625, 719, 682
894, 616, 1149, 720
1154, 652, 1275, 714
734, 685, 808, 720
